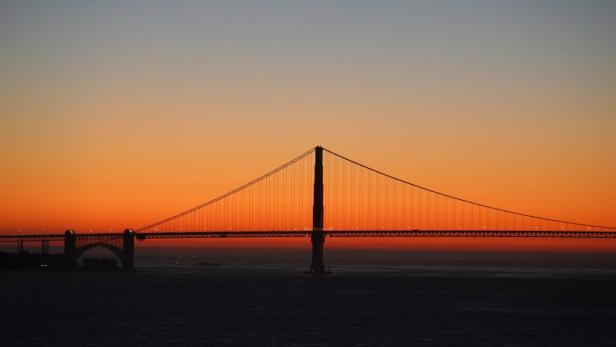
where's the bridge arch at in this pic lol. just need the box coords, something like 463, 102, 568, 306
75, 242, 125, 268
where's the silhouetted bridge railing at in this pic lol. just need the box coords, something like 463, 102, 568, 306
2, 146, 616, 273
136, 230, 616, 239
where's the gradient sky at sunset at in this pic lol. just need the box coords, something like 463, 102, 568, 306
1, 0, 615, 248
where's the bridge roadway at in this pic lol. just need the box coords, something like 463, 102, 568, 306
3, 230, 616, 243
138, 230, 616, 239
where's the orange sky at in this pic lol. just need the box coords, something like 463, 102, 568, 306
1, 2, 615, 252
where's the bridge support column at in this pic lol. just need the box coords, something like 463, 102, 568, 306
122, 229, 135, 271
63, 230, 77, 269
41, 239, 49, 254
310, 230, 325, 273
310, 146, 328, 274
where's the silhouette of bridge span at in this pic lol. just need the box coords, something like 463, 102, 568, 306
2, 146, 616, 273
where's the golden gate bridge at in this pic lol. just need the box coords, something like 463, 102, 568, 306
2, 146, 615, 273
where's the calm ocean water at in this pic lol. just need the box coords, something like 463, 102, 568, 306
2, 248, 616, 346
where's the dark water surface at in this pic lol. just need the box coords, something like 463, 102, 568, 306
2, 263, 616, 346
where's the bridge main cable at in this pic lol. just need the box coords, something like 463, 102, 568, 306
135, 147, 316, 232
321, 147, 616, 231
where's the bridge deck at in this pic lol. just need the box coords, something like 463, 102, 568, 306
2, 230, 616, 242
138, 230, 616, 239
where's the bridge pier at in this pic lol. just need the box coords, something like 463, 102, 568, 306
41, 239, 49, 254
310, 230, 326, 273
309, 146, 329, 274
122, 229, 135, 271
63, 229, 77, 269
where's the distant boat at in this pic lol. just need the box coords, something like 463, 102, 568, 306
192, 256, 221, 267
193, 261, 222, 266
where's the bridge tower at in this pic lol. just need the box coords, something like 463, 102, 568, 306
122, 229, 135, 271
310, 146, 327, 274
63, 229, 77, 269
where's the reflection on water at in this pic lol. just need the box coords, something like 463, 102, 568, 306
135, 247, 616, 277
